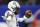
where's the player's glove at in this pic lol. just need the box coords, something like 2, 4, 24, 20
25, 10, 32, 18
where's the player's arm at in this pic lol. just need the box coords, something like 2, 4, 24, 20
17, 17, 27, 22
1, 11, 13, 21
1, 16, 7, 21
1, 15, 13, 21
6, 14, 13, 21
4, 11, 13, 21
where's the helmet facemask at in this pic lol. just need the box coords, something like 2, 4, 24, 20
14, 7, 20, 15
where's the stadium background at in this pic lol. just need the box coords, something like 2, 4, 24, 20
0, 0, 40, 27
0, 5, 40, 27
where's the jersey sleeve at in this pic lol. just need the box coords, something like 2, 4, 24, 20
5, 10, 13, 17
4, 10, 13, 21
17, 17, 26, 22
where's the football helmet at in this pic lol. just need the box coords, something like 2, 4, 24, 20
8, 1, 20, 13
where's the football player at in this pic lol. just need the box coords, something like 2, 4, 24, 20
1, 1, 26, 27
